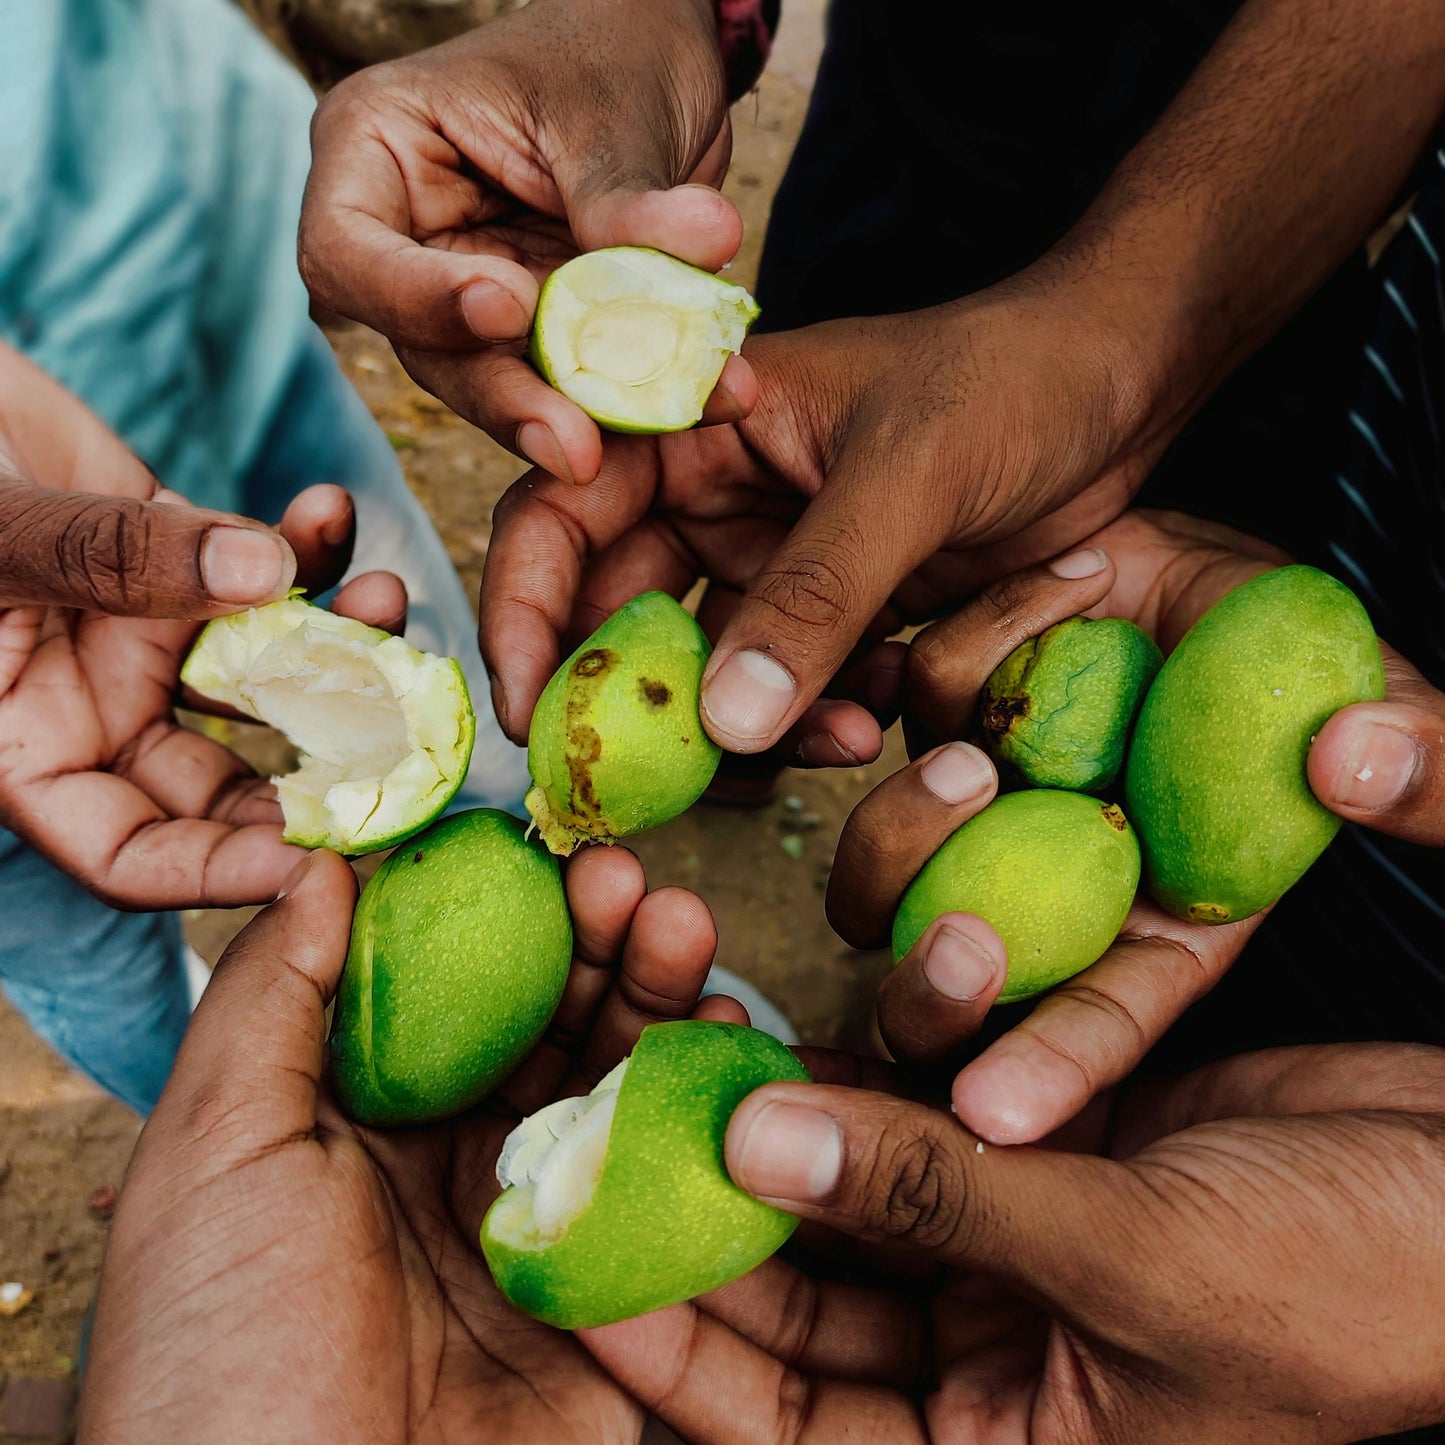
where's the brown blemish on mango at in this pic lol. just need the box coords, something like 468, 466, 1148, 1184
639, 677, 671, 708
1100, 804, 1128, 833
572, 648, 616, 679
1187, 902, 1232, 924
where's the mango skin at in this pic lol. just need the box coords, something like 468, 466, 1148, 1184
982, 617, 1162, 794
893, 790, 1140, 1004
526, 592, 721, 854
481, 1021, 808, 1328
330, 809, 572, 1126
1124, 565, 1384, 925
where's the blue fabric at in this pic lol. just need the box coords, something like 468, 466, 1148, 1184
0, 0, 316, 512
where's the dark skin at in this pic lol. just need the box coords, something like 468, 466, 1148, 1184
79, 844, 745, 1444
0, 342, 407, 909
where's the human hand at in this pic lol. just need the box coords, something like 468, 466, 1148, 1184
479, 272, 1165, 762
825, 508, 1439, 1144
299, 0, 749, 486
584, 1041, 1445, 1444
81, 843, 734, 1444
0, 344, 405, 908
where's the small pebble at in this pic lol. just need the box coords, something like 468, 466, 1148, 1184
779, 834, 805, 860
783, 795, 804, 814
88, 1184, 118, 1220
975, 1141, 985, 1155
0, 1281, 34, 1316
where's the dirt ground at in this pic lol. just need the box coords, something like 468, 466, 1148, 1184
0, 0, 909, 1410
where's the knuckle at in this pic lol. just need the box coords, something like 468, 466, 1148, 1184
867, 1130, 966, 1251
752, 543, 860, 639
58, 499, 149, 610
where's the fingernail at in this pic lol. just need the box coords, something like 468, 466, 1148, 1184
1050, 547, 1108, 579
517, 422, 576, 485
919, 742, 993, 804
1332, 719, 1419, 810
702, 650, 796, 748
276, 852, 316, 900
201, 526, 294, 605
923, 924, 998, 1002
733, 1101, 842, 1202
461, 279, 529, 340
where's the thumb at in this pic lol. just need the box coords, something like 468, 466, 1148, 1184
1307, 648, 1445, 846
154, 852, 357, 1151
724, 1082, 1133, 1315
0, 480, 297, 617
700, 451, 939, 752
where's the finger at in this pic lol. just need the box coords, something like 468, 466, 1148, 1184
111, 718, 272, 824
155, 851, 356, 1148
875, 913, 1007, 1064
277, 484, 355, 595
478, 449, 661, 739
827, 742, 998, 948
903, 548, 1116, 755
1308, 646, 1445, 846
693, 993, 750, 1025
493, 844, 649, 1115
300, 106, 539, 349
330, 570, 409, 636
399, 346, 604, 485
697, 353, 758, 427
952, 902, 1267, 1145
567, 182, 743, 273
580, 1301, 926, 1445
19, 772, 309, 908
724, 1082, 1129, 1312
564, 884, 718, 1093
0, 481, 297, 617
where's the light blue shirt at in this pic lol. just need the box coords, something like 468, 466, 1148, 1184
0, 0, 317, 512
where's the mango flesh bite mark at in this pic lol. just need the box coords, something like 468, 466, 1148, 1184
329, 809, 572, 1126
525, 592, 721, 855
892, 790, 1141, 1004
529, 247, 759, 433
982, 616, 1162, 794
180, 593, 475, 855
1125, 565, 1385, 924
481, 1020, 809, 1329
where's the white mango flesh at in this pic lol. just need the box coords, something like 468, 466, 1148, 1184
181, 595, 474, 854
530, 247, 759, 433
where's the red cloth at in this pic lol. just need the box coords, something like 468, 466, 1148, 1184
716, 0, 777, 98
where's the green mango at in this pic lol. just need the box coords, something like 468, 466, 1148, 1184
1125, 565, 1384, 924
526, 591, 721, 855
981, 616, 1162, 793
892, 790, 1140, 1003
481, 1020, 808, 1328
330, 809, 572, 1126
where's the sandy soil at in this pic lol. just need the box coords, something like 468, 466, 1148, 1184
0, 0, 905, 1404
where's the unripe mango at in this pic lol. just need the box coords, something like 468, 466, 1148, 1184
330, 809, 572, 1126
982, 617, 1162, 793
526, 592, 721, 855
893, 790, 1140, 1003
1124, 565, 1384, 925
481, 1020, 808, 1328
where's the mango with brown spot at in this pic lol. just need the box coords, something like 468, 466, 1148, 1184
525, 592, 721, 854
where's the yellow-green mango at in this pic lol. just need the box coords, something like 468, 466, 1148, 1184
330, 809, 572, 1126
1125, 565, 1384, 924
526, 592, 721, 855
892, 790, 1140, 1003
481, 1020, 808, 1328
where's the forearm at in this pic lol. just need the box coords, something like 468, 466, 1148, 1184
1046, 0, 1445, 449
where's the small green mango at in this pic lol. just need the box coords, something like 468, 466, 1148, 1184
982, 617, 1162, 793
893, 790, 1140, 1003
1124, 565, 1384, 925
526, 591, 721, 855
330, 809, 572, 1126
481, 1020, 808, 1328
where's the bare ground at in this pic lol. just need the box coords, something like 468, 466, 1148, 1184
0, 0, 901, 1401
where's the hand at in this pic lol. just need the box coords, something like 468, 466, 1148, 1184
585, 1042, 1445, 1444
299, 0, 748, 486
0, 343, 405, 908
826, 508, 1439, 1144
81, 843, 737, 1444
479, 284, 1163, 763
